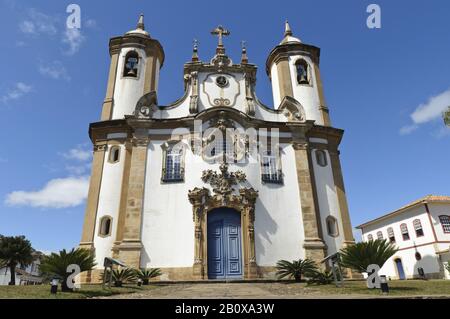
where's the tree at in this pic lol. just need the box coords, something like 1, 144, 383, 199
40, 248, 96, 292
0, 235, 34, 285
275, 259, 317, 282
339, 239, 398, 273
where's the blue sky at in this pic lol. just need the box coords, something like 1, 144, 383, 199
0, 0, 449, 252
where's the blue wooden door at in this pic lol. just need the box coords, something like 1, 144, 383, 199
207, 208, 243, 279
395, 258, 406, 280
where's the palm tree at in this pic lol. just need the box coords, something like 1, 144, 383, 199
135, 268, 162, 285
103, 268, 137, 287
40, 248, 96, 292
275, 259, 317, 282
339, 239, 398, 273
0, 235, 34, 285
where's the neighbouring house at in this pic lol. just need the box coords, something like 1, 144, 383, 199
357, 195, 450, 280
0, 251, 44, 285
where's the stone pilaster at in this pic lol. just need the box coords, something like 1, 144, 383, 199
288, 123, 326, 265
100, 52, 119, 121
328, 144, 355, 246
117, 130, 149, 268
80, 143, 107, 250
276, 57, 293, 100
312, 63, 331, 126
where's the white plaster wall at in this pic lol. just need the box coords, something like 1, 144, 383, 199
140, 137, 305, 268
111, 47, 147, 119
93, 145, 126, 267
270, 63, 281, 107
377, 244, 442, 279
361, 206, 435, 248
428, 203, 450, 242
151, 70, 290, 123
288, 55, 323, 125
311, 148, 344, 254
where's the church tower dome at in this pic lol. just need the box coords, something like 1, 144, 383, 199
100, 14, 165, 121
266, 21, 330, 126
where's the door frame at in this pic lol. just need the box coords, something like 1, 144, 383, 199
393, 257, 406, 280
188, 187, 259, 280
206, 207, 243, 279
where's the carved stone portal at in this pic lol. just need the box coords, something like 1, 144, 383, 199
188, 163, 258, 279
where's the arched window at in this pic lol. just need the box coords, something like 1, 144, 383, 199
387, 227, 395, 243
162, 143, 184, 182
377, 231, 384, 240
326, 216, 339, 237
413, 219, 424, 237
295, 59, 309, 84
123, 51, 139, 77
108, 146, 120, 163
367, 234, 373, 241
439, 215, 450, 233
400, 223, 410, 240
99, 216, 112, 237
315, 150, 328, 167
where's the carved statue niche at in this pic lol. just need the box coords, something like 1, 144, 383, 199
134, 91, 158, 119
278, 96, 306, 122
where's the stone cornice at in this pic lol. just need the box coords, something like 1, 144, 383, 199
266, 42, 321, 76
109, 34, 165, 67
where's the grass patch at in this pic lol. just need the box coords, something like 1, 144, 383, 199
0, 284, 154, 299
304, 279, 450, 296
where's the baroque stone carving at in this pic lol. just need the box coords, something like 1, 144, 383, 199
279, 96, 306, 122
201, 163, 246, 196
134, 91, 158, 119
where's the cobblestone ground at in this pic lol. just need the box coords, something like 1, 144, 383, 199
98, 283, 365, 299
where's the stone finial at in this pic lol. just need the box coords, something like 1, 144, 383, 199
137, 14, 145, 30
284, 20, 293, 37
241, 40, 248, 64
192, 39, 199, 62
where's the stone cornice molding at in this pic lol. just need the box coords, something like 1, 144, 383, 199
109, 35, 165, 67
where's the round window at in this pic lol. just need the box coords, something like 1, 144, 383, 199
216, 76, 228, 88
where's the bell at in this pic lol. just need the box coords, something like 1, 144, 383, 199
127, 68, 136, 76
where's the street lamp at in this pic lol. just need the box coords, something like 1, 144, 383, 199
380, 275, 389, 294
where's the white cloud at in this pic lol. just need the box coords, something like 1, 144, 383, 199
19, 8, 57, 36
1, 82, 32, 104
5, 176, 90, 209
84, 19, 97, 29
39, 61, 71, 81
65, 163, 91, 175
62, 28, 85, 55
401, 87, 450, 135
61, 145, 92, 162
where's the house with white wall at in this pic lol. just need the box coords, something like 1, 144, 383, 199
357, 195, 450, 280
0, 251, 44, 285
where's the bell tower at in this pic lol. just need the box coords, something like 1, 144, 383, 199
100, 14, 164, 121
266, 21, 330, 126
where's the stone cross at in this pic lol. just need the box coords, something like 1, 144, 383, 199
211, 25, 230, 47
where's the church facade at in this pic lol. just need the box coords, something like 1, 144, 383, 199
79, 15, 355, 281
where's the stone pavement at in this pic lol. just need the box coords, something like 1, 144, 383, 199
99, 282, 366, 299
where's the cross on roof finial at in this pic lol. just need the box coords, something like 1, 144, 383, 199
211, 25, 230, 54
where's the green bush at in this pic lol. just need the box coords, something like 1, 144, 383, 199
275, 259, 317, 282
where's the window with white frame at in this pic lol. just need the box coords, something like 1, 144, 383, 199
162, 143, 184, 182
439, 215, 450, 233
387, 227, 395, 243
261, 148, 283, 184
413, 219, 424, 237
400, 223, 410, 240
377, 231, 384, 240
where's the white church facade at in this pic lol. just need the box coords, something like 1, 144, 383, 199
357, 195, 450, 280
79, 16, 356, 281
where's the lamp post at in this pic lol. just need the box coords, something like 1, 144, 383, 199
50, 277, 58, 294
380, 275, 389, 294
